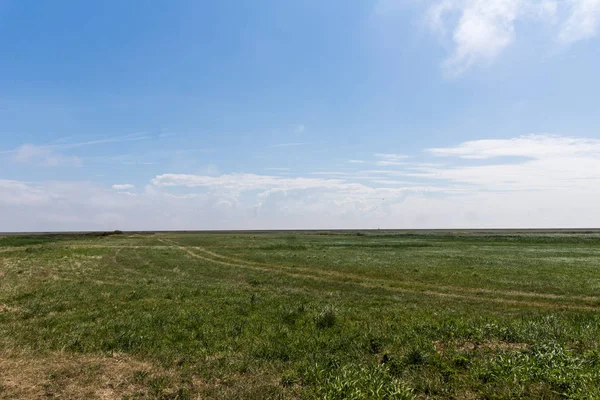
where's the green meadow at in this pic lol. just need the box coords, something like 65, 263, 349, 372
2, 231, 600, 399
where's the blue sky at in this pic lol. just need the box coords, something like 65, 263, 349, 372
2, 0, 600, 230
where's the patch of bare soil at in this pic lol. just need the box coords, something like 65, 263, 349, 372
0, 304, 19, 313
0, 351, 197, 399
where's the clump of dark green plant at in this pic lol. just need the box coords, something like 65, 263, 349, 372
314, 306, 337, 330
301, 363, 414, 399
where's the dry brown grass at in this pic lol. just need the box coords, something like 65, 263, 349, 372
0, 351, 196, 399
0, 304, 19, 313
0, 351, 290, 399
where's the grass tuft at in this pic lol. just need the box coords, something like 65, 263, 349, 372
314, 306, 337, 330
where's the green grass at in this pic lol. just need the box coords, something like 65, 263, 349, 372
2, 231, 600, 398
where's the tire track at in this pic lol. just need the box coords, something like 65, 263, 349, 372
160, 238, 600, 304
111, 247, 123, 266
65, 245, 172, 250
157, 238, 600, 311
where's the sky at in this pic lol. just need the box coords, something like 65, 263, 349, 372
1, 0, 600, 231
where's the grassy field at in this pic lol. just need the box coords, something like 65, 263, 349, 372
2, 231, 600, 399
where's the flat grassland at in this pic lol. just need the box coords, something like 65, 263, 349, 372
2, 231, 600, 399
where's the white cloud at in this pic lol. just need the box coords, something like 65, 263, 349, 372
425, 0, 600, 75
152, 173, 358, 193
12, 144, 82, 167
376, 161, 406, 166
268, 142, 309, 148
375, 153, 410, 161
112, 184, 135, 191
429, 0, 534, 75
294, 125, 305, 134
408, 158, 600, 192
374, 153, 410, 166
0, 177, 446, 231
1, 134, 150, 167
415, 134, 600, 194
559, 0, 600, 43
154, 172, 446, 194
0, 179, 50, 207
348, 160, 365, 164
427, 134, 600, 159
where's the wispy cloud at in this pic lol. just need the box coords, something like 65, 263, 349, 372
374, 153, 410, 166
376, 161, 406, 166
268, 142, 310, 148
427, 134, 600, 159
12, 144, 82, 167
56, 133, 150, 150
1, 133, 150, 155
112, 184, 135, 191
294, 125, 305, 134
371, 179, 420, 185
558, 0, 600, 44
159, 129, 177, 138
375, 153, 410, 160
348, 160, 365, 164
416, 134, 600, 193
1, 133, 152, 167
120, 161, 157, 166
152, 173, 349, 192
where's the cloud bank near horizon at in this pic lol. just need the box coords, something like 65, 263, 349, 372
2, 134, 600, 231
